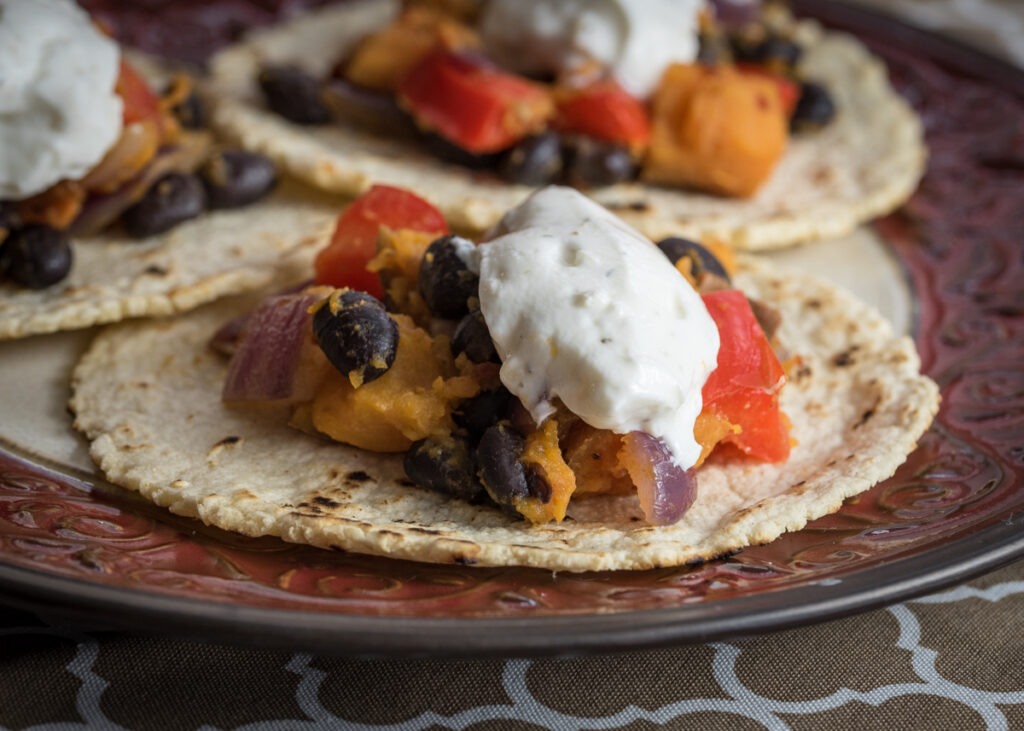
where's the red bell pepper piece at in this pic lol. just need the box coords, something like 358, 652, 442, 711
314, 185, 449, 298
398, 50, 553, 153
555, 79, 651, 150
700, 289, 790, 462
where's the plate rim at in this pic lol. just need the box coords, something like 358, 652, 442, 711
3, 508, 1023, 657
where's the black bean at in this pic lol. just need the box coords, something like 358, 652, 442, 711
419, 235, 479, 319
403, 433, 484, 502
732, 34, 803, 71
172, 90, 206, 130
499, 132, 563, 185
453, 387, 513, 438
312, 289, 398, 385
0, 224, 72, 289
525, 463, 552, 503
200, 150, 278, 209
656, 237, 730, 283
562, 136, 637, 188
122, 173, 207, 238
476, 422, 528, 510
791, 82, 836, 133
0, 203, 18, 276
258, 66, 331, 125
423, 133, 502, 170
0, 201, 21, 238
452, 309, 500, 364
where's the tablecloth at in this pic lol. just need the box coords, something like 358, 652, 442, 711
3, 1, 1024, 729
4, 560, 1024, 729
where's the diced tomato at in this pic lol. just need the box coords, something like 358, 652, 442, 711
555, 79, 651, 150
314, 185, 449, 298
735, 64, 800, 117
115, 60, 161, 126
700, 289, 790, 462
398, 50, 553, 153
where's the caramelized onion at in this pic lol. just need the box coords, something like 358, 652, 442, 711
322, 78, 419, 138
80, 121, 162, 194
619, 431, 697, 525
17, 181, 87, 230
221, 291, 327, 405
70, 131, 212, 236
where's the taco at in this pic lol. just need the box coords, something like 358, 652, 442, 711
70, 186, 939, 571
0, 0, 337, 339
206, 0, 925, 250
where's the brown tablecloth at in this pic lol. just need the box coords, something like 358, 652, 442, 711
3, 559, 1024, 729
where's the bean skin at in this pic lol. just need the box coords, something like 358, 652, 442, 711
404, 433, 485, 502
122, 173, 206, 238
0, 224, 73, 289
200, 150, 278, 209
312, 289, 398, 386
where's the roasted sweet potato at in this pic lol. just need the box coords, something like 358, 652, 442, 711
366, 226, 437, 323
515, 418, 577, 524
344, 6, 479, 92
311, 314, 478, 451
642, 64, 788, 197
561, 421, 633, 496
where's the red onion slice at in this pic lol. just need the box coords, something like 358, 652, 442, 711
221, 291, 325, 404
209, 312, 251, 358
210, 279, 314, 358
619, 432, 697, 525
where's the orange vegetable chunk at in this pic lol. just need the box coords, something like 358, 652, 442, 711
515, 419, 577, 524
345, 6, 479, 92
643, 64, 788, 197
311, 314, 478, 452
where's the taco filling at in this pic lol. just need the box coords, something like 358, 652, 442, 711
218, 185, 791, 526
250, 0, 834, 198
0, 0, 278, 291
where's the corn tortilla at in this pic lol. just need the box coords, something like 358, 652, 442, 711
69, 257, 939, 572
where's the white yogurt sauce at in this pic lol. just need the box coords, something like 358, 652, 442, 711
479, 0, 704, 98
476, 187, 720, 469
0, 0, 123, 199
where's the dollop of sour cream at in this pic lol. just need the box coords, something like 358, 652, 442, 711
0, 0, 123, 199
479, 0, 705, 98
476, 187, 720, 469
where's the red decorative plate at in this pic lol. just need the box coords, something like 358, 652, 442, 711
1, 1, 1022, 657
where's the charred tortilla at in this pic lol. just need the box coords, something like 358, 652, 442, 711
69, 258, 939, 572
207, 0, 925, 250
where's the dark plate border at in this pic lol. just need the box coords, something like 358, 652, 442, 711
2, 504, 1023, 658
